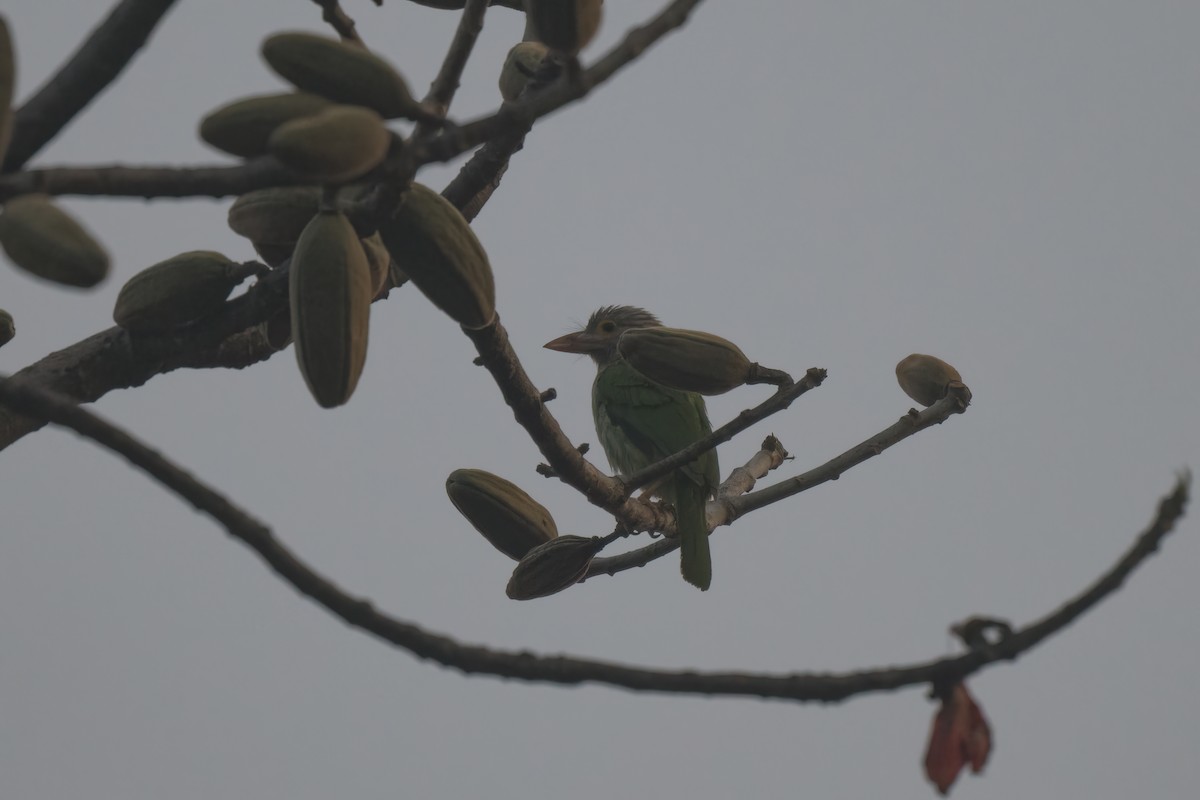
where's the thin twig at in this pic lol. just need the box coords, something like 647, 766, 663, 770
415, 0, 706, 166
421, 0, 490, 121
3, 0, 179, 172
0, 374, 1186, 703
729, 386, 972, 519
621, 368, 826, 495
402, 0, 521, 9
310, 0, 364, 44
586, 435, 792, 579
583, 393, 972, 579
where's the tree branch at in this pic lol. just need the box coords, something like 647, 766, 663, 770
421, 0, 490, 119
621, 368, 826, 495
462, 317, 675, 534
584, 390, 972, 580
729, 385, 972, 519
0, 0, 702, 460
0, 0, 705, 202
2, 0, 179, 172
0, 158, 303, 201
309, 0, 364, 44
586, 435, 791, 579
0, 374, 1185, 704
415, 0, 706, 166
0, 130, 548, 454
400, 0, 521, 9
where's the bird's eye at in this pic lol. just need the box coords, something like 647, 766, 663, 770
599, 320, 617, 333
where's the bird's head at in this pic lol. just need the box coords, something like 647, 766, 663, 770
544, 305, 662, 365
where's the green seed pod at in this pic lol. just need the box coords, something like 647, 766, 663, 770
113, 250, 247, 333
247, 242, 291, 267
0, 308, 14, 348
0, 16, 15, 165
505, 535, 603, 600
268, 104, 392, 183
261, 306, 293, 351
289, 210, 372, 408
228, 186, 322, 264
895, 354, 963, 407
446, 469, 558, 561
0, 195, 109, 288
618, 326, 752, 395
261, 32, 424, 121
498, 41, 549, 101
359, 231, 392, 298
199, 91, 332, 158
377, 183, 495, 329
523, 0, 603, 56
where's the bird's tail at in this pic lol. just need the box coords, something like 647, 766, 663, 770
674, 479, 712, 591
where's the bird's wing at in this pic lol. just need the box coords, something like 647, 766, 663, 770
595, 360, 718, 493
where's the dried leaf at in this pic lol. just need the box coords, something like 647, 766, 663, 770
923, 682, 991, 795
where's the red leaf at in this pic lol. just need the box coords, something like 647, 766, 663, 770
923, 682, 992, 795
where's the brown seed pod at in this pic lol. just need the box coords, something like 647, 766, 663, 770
377, 183, 495, 329
261, 32, 424, 121
505, 535, 603, 600
359, 231, 392, 298
446, 469, 559, 561
113, 251, 247, 333
498, 41, 549, 101
0, 308, 14, 348
228, 186, 322, 264
261, 305, 293, 351
523, 0, 603, 56
268, 105, 392, 183
199, 91, 332, 158
895, 354, 963, 406
0, 15, 15, 165
0, 195, 110, 288
289, 210, 372, 408
618, 326, 753, 395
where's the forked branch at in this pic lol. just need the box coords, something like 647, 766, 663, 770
0, 374, 1185, 704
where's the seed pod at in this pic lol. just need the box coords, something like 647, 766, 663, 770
360, 232, 391, 298
378, 183, 495, 328
199, 91, 332, 158
260, 305, 292, 351
618, 326, 752, 395
113, 250, 247, 333
506, 535, 603, 600
228, 186, 322, 264
524, 0, 603, 56
289, 210, 372, 408
0, 16, 15, 164
269, 105, 392, 184
0, 308, 13, 348
498, 41, 549, 101
261, 32, 424, 121
0, 195, 109, 288
446, 469, 558, 561
895, 354, 963, 407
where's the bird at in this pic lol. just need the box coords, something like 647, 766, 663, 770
544, 305, 719, 590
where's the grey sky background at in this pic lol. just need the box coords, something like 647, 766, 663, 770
2, 1, 1198, 798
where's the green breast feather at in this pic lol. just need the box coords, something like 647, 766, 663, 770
592, 359, 719, 494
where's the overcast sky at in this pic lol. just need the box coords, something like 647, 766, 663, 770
2, 1, 1198, 798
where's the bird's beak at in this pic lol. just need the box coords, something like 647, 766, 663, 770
544, 331, 601, 354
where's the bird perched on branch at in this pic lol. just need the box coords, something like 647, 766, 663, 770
544, 306, 719, 590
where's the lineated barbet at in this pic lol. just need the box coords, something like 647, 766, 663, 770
545, 306, 719, 590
